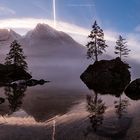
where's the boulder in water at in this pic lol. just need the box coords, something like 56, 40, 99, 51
80, 57, 131, 96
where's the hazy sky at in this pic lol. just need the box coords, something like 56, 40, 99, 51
0, 0, 94, 27
0, 0, 140, 59
0, 0, 140, 32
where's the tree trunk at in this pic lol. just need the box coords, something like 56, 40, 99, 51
120, 51, 122, 60
95, 36, 98, 61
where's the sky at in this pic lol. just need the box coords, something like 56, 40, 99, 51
0, 0, 139, 32
0, 0, 140, 59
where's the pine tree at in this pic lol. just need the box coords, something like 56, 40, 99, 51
5, 40, 28, 70
115, 35, 130, 60
86, 21, 108, 61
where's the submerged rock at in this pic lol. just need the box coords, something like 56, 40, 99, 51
26, 79, 50, 87
80, 57, 131, 96
125, 79, 140, 100
9, 79, 50, 87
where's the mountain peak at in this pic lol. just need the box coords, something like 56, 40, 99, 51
34, 23, 59, 37
25, 23, 75, 43
9, 29, 21, 39
0, 29, 21, 42
25, 23, 60, 39
35, 23, 54, 31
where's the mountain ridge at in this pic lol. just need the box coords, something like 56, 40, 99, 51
0, 29, 21, 42
23, 23, 83, 48
0, 23, 83, 47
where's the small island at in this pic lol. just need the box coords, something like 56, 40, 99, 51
0, 40, 48, 87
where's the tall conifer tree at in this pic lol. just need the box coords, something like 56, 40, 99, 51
115, 35, 130, 60
86, 21, 108, 61
5, 40, 28, 70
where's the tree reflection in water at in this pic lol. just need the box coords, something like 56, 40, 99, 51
84, 92, 106, 136
4, 84, 27, 114
81, 59, 133, 138
114, 96, 130, 119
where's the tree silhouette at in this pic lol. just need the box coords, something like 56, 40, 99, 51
86, 21, 108, 61
115, 35, 130, 60
5, 40, 28, 70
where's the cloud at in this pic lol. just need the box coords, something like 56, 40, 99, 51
0, 17, 119, 45
0, 6, 15, 15
0, 18, 114, 38
134, 25, 140, 32
0, 18, 92, 39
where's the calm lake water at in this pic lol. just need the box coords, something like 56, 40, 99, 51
0, 63, 140, 140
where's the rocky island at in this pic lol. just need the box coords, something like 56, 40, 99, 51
80, 57, 131, 96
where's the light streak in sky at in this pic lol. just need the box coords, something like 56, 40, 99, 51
53, 0, 56, 28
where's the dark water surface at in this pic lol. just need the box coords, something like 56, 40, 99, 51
0, 65, 140, 140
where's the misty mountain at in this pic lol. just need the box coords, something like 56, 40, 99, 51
21, 24, 89, 89
0, 29, 21, 63
0, 29, 21, 42
22, 23, 86, 59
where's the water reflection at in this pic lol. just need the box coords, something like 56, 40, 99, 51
80, 59, 133, 138
84, 92, 106, 136
4, 84, 27, 114
87, 93, 106, 131
0, 97, 5, 104
114, 96, 130, 119
0, 79, 48, 116
1, 57, 140, 139
84, 92, 132, 138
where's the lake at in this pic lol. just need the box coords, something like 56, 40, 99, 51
0, 60, 140, 140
